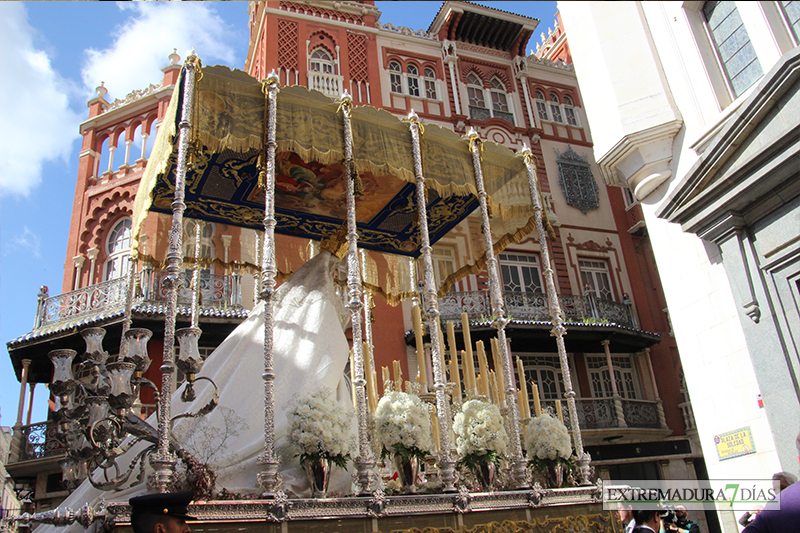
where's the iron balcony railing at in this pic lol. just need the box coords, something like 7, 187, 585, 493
17, 421, 66, 462
35, 269, 243, 329
540, 397, 664, 430
438, 290, 638, 328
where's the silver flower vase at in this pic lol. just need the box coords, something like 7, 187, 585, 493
473, 461, 497, 491
303, 456, 332, 498
545, 463, 564, 488
392, 454, 419, 493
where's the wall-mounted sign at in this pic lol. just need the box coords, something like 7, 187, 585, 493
714, 426, 756, 461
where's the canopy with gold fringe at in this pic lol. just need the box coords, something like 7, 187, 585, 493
132, 65, 540, 264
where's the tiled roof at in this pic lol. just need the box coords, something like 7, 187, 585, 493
405, 318, 661, 342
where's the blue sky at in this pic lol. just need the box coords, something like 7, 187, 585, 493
0, 1, 557, 426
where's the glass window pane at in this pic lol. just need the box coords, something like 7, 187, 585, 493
390, 72, 402, 93
468, 86, 485, 108
491, 91, 508, 112
408, 76, 419, 97
536, 101, 548, 120
550, 103, 563, 123
425, 79, 436, 99
781, 1, 800, 40
703, 1, 763, 97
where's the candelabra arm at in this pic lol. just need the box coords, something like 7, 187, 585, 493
171, 377, 220, 423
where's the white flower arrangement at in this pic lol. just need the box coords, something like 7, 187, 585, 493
453, 399, 509, 468
286, 387, 354, 468
524, 412, 573, 470
373, 391, 434, 459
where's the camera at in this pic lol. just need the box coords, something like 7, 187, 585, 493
659, 505, 678, 525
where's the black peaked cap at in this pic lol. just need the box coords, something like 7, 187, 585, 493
129, 491, 196, 521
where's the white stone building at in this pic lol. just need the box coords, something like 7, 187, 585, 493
557, 2, 800, 531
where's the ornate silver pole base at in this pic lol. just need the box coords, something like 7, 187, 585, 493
576, 452, 593, 486
149, 454, 177, 492
257, 459, 281, 496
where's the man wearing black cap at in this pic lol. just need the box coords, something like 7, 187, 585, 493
129, 491, 195, 533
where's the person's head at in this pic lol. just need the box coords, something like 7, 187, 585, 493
616, 502, 634, 525
129, 491, 194, 533
675, 505, 688, 521
772, 471, 797, 492
633, 509, 659, 529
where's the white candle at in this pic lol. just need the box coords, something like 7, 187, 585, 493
412, 305, 427, 387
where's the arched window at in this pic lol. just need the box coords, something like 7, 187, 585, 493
389, 61, 402, 93
104, 218, 132, 280
407, 64, 420, 97
424, 67, 437, 100
563, 95, 579, 126
466, 73, 490, 120
490, 78, 513, 125
549, 92, 563, 123
534, 90, 549, 121
309, 48, 335, 74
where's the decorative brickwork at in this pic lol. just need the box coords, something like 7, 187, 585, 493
279, 1, 364, 25
347, 31, 368, 82
458, 42, 513, 60
278, 19, 299, 71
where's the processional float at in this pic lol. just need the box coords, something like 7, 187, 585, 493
6, 55, 610, 532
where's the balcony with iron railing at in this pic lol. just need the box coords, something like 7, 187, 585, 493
34, 269, 244, 330
540, 396, 668, 436
438, 290, 638, 329
14, 421, 66, 463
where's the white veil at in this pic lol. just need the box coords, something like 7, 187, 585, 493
38, 251, 354, 533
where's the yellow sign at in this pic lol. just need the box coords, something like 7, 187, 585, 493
714, 426, 756, 461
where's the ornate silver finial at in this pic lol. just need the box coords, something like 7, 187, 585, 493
408, 109, 419, 121
266, 70, 279, 85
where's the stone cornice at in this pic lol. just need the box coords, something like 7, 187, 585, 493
659, 46, 800, 227
597, 119, 684, 201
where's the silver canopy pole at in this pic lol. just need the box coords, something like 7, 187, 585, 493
257, 72, 281, 496
151, 52, 200, 492
465, 129, 528, 489
339, 91, 375, 495
407, 111, 457, 492
518, 144, 591, 485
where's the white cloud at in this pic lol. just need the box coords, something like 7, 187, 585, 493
81, 2, 238, 101
11, 227, 42, 259
0, 3, 82, 197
